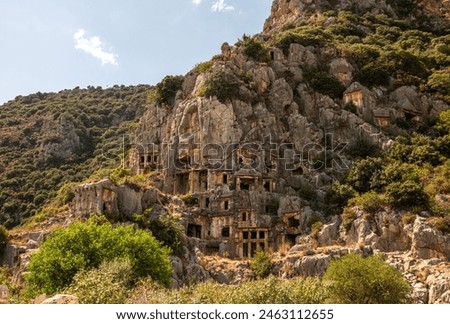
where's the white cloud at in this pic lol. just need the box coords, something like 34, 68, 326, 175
211, 0, 234, 12
192, 0, 202, 6
74, 29, 118, 66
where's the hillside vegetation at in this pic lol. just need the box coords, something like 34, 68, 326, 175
0, 85, 150, 227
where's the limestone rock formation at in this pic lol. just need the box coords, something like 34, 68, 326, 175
40, 294, 79, 304
263, 0, 450, 34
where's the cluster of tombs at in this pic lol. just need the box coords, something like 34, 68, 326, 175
73, 143, 310, 258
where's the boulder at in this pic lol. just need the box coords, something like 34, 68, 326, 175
41, 294, 79, 304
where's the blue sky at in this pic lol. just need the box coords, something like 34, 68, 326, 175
0, 0, 273, 104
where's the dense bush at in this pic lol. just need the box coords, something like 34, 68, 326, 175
349, 192, 385, 214
240, 35, 270, 62
251, 250, 273, 279
324, 254, 411, 303
149, 75, 184, 106
345, 157, 385, 193
67, 259, 133, 304
199, 72, 241, 103
385, 180, 428, 208
303, 68, 346, 99
354, 64, 391, 87
147, 214, 184, 256
26, 219, 172, 296
428, 69, 450, 98
274, 27, 331, 54
195, 61, 214, 74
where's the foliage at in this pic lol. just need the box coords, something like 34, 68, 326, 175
251, 250, 273, 279
149, 75, 184, 106
430, 217, 450, 234
385, 180, 428, 209
435, 110, 450, 135
239, 34, 270, 62
325, 182, 357, 211
349, 192, 385, 214
181, 194, 198, 206
54, 182, 77, 206
323, 254, 411, 304
345, 136, 380, 159
303, 67, 346, 99
195, 61, 214, 74
354, 63, 391, 87
25, 219, 172, 296
0, 225, 9, 256
427, 69, 450, 97
200, 72, 241, 103
311, 221, 324, 240
66, 259, 133, 304
147, 214, 184, 256
345, 157, 385, 193
128, 276, 327, 304
274, 26, 331, 54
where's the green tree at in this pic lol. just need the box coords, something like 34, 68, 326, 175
67, 259, 133, 304
149, 75, 184, 106
251, 250, 273, 279
324, 254, 411, 303
26, 219, 172, 296
346, 157, 384, 193
147, 214, 184, 256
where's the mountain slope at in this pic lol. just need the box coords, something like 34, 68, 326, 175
0, 85, 150, 227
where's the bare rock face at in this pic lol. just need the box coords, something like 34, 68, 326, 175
427, 273, 450, 304
40, 294, 79, 304
412, 217, 450, 260
38, 116, 83, 165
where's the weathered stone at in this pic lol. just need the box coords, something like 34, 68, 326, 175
41, 294, 79, 304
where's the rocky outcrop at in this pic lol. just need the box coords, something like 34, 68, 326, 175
40, 294, 79, 304
263, 0, 450, 34
412, 217, 450, 260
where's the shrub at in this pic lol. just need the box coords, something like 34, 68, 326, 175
430, 217, 450, 234
346, 44, 380, 68
311, 221, 324, 240
147, 214, 184, 256
341, 207, 357, 231
195, 61, 214, 74
326, 182, 357, 211
67, 259, 133, 304
251, 250, 272, 279
181, 194, 197, 206
0, 225, 8, 257
26, 220, 172, 296
402, 212, 417, 225
346, 157, 385, 193
435, 110, 450, 136
324, 254, 411, 303
303, 68, 346, 99
240, 35, 269, 62
355, 64, 391, 87
345, 136, 380, 159
274, 27, 331, 54
201, 72, 241, 103
385, 180, 428, 209
149, 75, 184, 106
349, 192, 385, 214
55, 182, 77, 206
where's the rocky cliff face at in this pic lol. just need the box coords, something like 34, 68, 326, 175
264, 0, 450, 34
